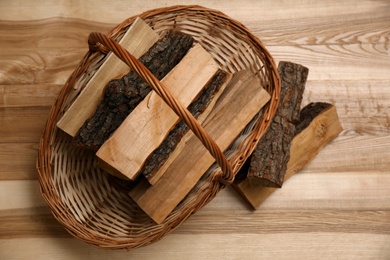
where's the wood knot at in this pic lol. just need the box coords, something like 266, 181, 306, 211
316, 121, 327, 137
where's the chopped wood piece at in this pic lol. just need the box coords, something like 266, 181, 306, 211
73, 30, 194, 150
247, 61, 308, 188
57, 18, 160, 137
233, 103, 343, 209
294, 102, 332, 135
96, 44, 222, 180
142, 70, 231, 184
129, 70, 271, 224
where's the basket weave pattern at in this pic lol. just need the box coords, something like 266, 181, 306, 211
37, 5, 280, 250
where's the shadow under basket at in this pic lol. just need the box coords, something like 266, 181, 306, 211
37, 5, 280, 250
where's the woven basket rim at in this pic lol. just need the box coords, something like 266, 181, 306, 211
37, 5, 280, 250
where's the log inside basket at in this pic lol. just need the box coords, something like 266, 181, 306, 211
232, 102, 343, 209
247, 61, 308, 188
129, 70, 271, 224
57, 17, 159, 137
73, 30, 194, 150
142, 70, 231, 185
97, 44, 226, 180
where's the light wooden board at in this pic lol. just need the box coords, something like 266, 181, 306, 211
233, 105, 343, 209
129, 70, 271, 223
1, 176, 390, 258
0, 0, 389, 258
1, 234, 390, 259
57, 17, 159, 137
96, 44, 222, 180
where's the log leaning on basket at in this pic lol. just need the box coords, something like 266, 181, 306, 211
96, 44, 231, 180
233, 102, 343, 209
57, 18, 160, 137
246, 61, 308, 188
73, 30, 195, 150
129, 70, 271, 224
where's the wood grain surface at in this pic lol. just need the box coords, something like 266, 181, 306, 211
0, 0, 389, 259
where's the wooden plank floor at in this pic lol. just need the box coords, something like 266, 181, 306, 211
1, 0, 389, 259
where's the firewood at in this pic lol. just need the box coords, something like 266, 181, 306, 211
96, 44, 226, 180
232, 102, 343, 209
294, 102, 333, 135
129, 70, 271, 224
142, 70, 230, 184
73, 30, 194, 150
57, 18, 160, 137
247, 61, 308, 187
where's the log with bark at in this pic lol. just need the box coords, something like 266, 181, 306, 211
141, 69, 229, 184
57, 18, 160, 137
73, 29, 194, 150
233, 102, 343, 209
246, 61, 308, 187
96, 44, 231, 180
129, 70, 271, 224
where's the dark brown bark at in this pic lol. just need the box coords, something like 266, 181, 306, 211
246, 61, 308, 188
294, 102, 332, 135
141, 70, 227, 181
108, 70, 228, 191
235, 101, 332, 186
72, 30, 194, 150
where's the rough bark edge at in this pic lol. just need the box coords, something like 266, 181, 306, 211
246, 61, 308, 187
72, 31, 194, 150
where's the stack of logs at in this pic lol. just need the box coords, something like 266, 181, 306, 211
57, 18, 342, 223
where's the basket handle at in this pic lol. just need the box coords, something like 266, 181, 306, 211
88, 32, 234, 185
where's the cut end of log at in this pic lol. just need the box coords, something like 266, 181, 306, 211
294, 102, 333, 135
97, 158, 129, 180
247, 176, 284, 188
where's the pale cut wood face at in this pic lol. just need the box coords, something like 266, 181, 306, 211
72, 29, 195, 151
143, 70, 231, 185
1, 1, 389, 258
234, 104, 343, 209
57, 18, 160, 137
97, 43, 222, 181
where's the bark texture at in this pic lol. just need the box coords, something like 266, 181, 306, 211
73, 30, 194, 150
235, 101, 332, 185
294, 102, 332, 135
141, 70, 227, 181
247, 61, 308, 187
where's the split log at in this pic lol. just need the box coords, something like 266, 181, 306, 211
96, 44, 227, 180
232, 102, 343, 209
129, 70, 271, 224
57, 18, 160, 137
73, 30, 194, 150
142, 70, 230, 184
247, 61, 308, 187
294, 102, 333, 135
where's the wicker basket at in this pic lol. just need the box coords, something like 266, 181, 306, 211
37, 5, 280, 250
